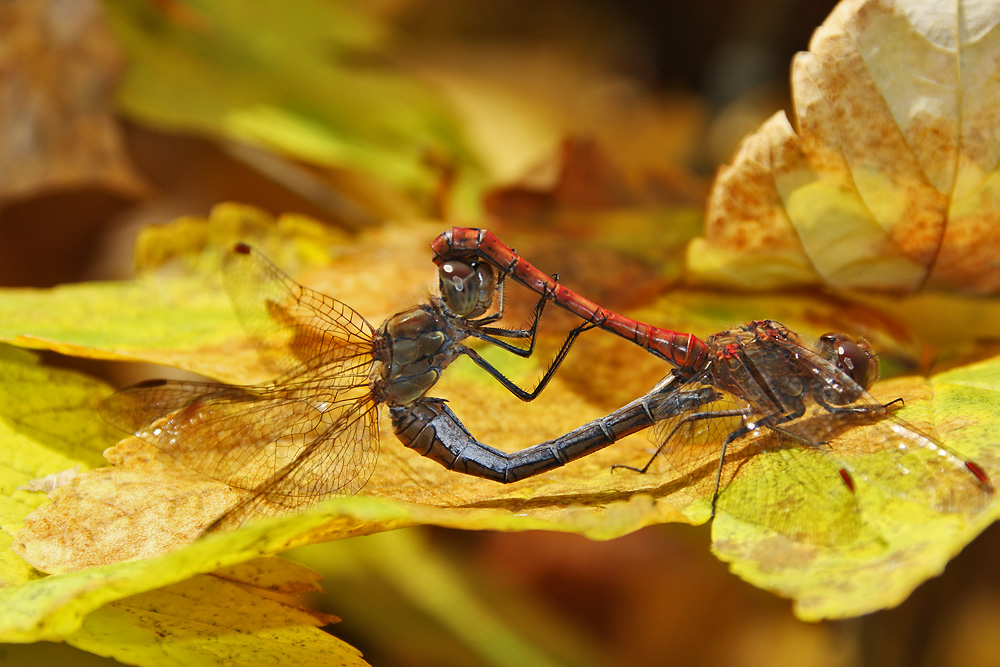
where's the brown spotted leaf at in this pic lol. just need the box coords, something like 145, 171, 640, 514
690, 0, 1000, 294
0, 0, 146, 202
1, 204, 995, 624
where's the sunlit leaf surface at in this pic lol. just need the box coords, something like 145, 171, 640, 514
4, 1, 998, 664
712, 367, 1000, 620
0, 344, 116, 588
1, 556, 368, 667
690, 0, 1000, 294
0, 202, 995, 625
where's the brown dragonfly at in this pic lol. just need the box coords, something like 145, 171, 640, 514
99, 242, 637, 527
429, 228, 994, 542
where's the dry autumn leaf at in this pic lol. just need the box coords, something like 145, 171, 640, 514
8, 207, 685, 574
7, 0, 998, 663
1, 554, 365, 665
0, 203, 995, 626
0, 344, 117, 588
690, 0, 1000, 294
64, 569, 361, 667
0, 0, 146, 202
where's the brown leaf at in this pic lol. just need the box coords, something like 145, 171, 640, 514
0, 0, 147, 203
15, 438, 243, 572
485, 136, 707, 221
212, 557, 339, 625
17, 466, 80, 493
691, 0, 1000, 294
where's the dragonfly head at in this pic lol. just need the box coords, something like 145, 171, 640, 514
816, 333, 879, 390
438, 258, 496, 318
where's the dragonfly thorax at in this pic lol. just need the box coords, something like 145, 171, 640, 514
378, 304, 465, 406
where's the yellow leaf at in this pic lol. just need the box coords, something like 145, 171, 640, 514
4, 557, 368, 667
710, 366, 1000, 620
2, 205, 996, 625
0, 343, 116, 588
0, 204, 364, 384
692, 0, 1000, 294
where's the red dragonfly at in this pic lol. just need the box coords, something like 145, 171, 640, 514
432, 228, 709, 373
430, 228, 994, 542
101, 242, 663, 526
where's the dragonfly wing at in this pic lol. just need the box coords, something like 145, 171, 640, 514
644, 351, 863, 543
823, 413, 994, 515
714, 434, 862, 544
648, 381, 752, 479
769, 335, 994, 516
251, 391, 381, 506
103, 375, 380, 500
222, 244, 376, 378
646, 350, 793, 482
99, 380, 257, 435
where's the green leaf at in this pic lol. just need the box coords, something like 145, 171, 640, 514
2, 205, 997, 624
0, 344, 116, 588
2, 556, 368, 666
709, 365, 1000, 620
0, 204, 352, 384
103, 0, 484, 215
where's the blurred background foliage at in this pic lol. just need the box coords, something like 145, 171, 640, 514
3, 1, 1000, 666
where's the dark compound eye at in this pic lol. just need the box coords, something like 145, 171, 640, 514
439, 259, 493, 317
440, 260, 475, 289
818, 333, 878, 389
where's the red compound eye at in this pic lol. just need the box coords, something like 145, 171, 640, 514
817, 333, 878, 389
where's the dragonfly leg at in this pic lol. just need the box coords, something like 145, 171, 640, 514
459, 320, 597, 401
816, 395, 903, 415
752, 406, 826, 446
611, 406, 752, 475
707, 420, 775, 518
710, 403, 825, 448
610, 404, 814, 519
473, 267, 560, 333
709, 437, 733, 519
472, 281, 554, 354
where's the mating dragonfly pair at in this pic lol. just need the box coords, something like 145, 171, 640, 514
101, 229, 994, 543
